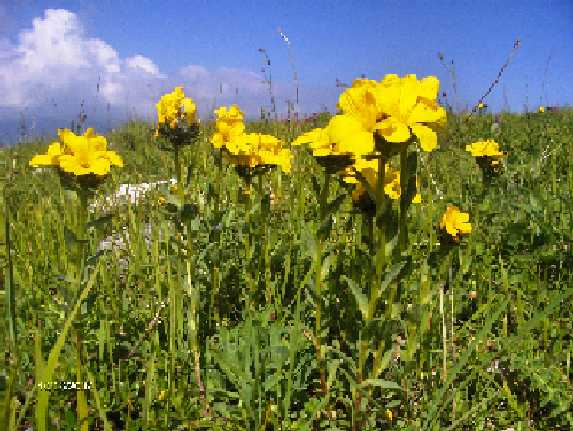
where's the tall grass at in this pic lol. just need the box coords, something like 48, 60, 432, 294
1, 110, 572, 430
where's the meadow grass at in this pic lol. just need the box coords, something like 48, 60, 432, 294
1, 109, 572, 430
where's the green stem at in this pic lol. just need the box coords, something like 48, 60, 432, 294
35, 260, 100, 431
399, 146, 408, 253
244, 181, 255, 310
373, 155, 387, 316
174, 145, 185, 206
355, 155, 387, 429
315, 170, 330, 396
4, 187, 16, 349
3, 183, 18, 431
257, 174, 272, 305
76, 188, 89, 431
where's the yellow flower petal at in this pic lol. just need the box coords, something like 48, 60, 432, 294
417, 76, 439, 101
375, 118, 411, 143
29, 154, 55, 166
90, 158, 111, 176
411, 124, 438, 152
399, 76, 419, 115
101, 151, 123, 167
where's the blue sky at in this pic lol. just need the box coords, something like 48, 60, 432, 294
0, 0, 572, 140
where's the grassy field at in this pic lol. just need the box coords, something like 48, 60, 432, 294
1, 108, 573, 430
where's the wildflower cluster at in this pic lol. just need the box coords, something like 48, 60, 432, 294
293, 74, 446, 171
29, 128, 123, 189
211, 105, 245, 149
155, 86, 199, 146
466, 138, 505, 176
211, 104, 292, 177
343, 157, 421, 214
439, 204, 472, 243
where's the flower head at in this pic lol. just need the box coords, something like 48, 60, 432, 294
156, 86, 197, 128
211, 105, 246, 149
538, 106, 545, 113
466, 139, 505, 174
440, 205, 471, 241
373, 74, 446, 152
226, 132, 292, 174
465, 139, 504, 158
292, 114, 374, 158
210, 104, 292, 176
29, 128, 123, 177
337, 79, 382, 132
343, 157, 422, 209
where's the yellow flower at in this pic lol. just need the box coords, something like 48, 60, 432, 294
29, 141, 63, 166
211, 104, 291, 173
29, 128, 123, 177
157, 390, 167, 401
440, 205, 471, 240
211, 105, 246, 149
225, 132, 292, 174
374, 74, 446, 152
293, 73, 445, 163
385, 409, 393, 422
345, 159, 421, 203
156, 86, 197, 129
292, 114, 374, 159
158, 196, 167, 206
465, 139, 504, 158
538, 106, 545, 113
337, 79, 382, 131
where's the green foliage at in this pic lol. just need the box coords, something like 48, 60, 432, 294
1, 111, 573, 429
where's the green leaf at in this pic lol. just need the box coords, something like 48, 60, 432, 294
423, 297, 508, 429
402, 151, 418, 207
320, 251, 336, 280
311, 175, 321, 197
343, 275, 368, 320
86, 214, 113, 231
316, 215, 332, 241
85, 249, 107, 267
181, 203, 198, 222
64, 226, 88, 246
354, 169, 376, 203
326, 192, 347, 215
185, 163, 194, 186
358, 379, 403, 391
381, 260, 407, 291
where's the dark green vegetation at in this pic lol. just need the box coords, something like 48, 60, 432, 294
1, 110, 572, 430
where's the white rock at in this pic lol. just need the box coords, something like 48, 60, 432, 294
90, 178, 176, 212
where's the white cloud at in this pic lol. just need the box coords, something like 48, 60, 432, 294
126, 55, 164, 77
0, 8, 163, 114
0, 7, 329, 139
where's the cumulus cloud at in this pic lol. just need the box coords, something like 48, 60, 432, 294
0, 8, 330, 143
0, 8, 164, 115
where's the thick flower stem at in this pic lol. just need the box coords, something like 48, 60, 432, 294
257, 174, 272, 305
399, 146, 409, 253
354, 155, 388, 430
77, 189, 89, 431
174, 145, 185, 206
374, 155, 387, 310
315, 171, 330, 396
244, 186, 256, 311
186, 261, 208, 416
